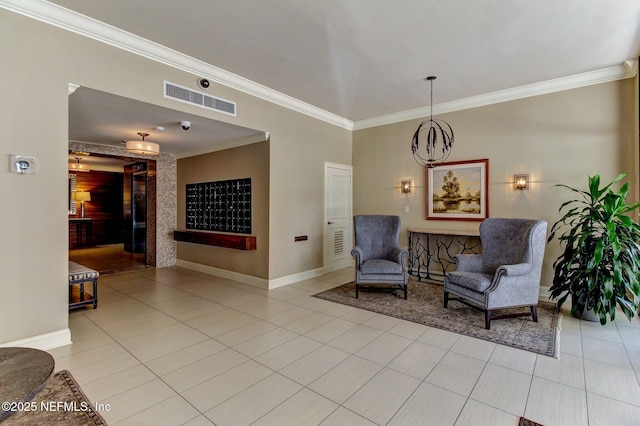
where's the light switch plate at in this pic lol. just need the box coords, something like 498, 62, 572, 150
10, 154, 36, 174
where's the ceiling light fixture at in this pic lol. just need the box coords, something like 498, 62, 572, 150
411, 76, 454, 168
69, 157, 90, 172
126, 132, 160, 155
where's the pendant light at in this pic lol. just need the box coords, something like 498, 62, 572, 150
69, 157, 90, 172
410, 76, 454, 168
126, 132, 160, 155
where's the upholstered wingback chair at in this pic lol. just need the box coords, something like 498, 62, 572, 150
444, 218, 547, 329
351, 215, 409, 299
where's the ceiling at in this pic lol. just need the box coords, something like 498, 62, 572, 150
31, 1, 639, 165
50, 0, 640, 119
69, 86, 264, 152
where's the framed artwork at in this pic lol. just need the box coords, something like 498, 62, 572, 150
425, 159, 489, 221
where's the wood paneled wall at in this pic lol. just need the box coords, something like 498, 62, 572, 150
70, 170, 124, 248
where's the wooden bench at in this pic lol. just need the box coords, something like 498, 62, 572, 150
68, 261, 98, 309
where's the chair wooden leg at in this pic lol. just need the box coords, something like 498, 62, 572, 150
485, 310, 492, 329
443, 291, 449, 308
531, 305, 538, 322
403, 284, 407, 300
356, 284, 359, 299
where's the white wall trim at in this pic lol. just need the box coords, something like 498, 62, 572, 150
176, 259, 326, 290
268, 267, 326, 290
174, 132, 269, 159
68, 82, 80, 94
176, 259, 269, 289
539, 285, 552, 303
0, 328, 72, 350
354, 60, 639, 130
0, 0, 353, 131
3, 2, 636, 136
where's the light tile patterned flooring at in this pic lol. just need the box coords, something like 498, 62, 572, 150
50, 266, 640, 425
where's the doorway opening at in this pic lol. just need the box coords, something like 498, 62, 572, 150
67, 85, 267, 275
68, 152, 157, 275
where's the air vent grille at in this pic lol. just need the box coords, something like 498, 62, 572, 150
333, 230, 344, 256
164, 81, 236, 116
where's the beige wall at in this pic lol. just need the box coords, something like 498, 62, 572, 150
0, 9, 351, 345
1, 6, 635, 346
177, 142, 270, 279
267, 112, 353, 279
353, 79, 638, 288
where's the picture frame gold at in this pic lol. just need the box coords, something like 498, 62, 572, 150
425, 159, 489, 221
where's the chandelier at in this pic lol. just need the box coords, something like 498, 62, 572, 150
410, 76, 454, 168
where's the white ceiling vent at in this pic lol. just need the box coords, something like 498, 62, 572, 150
164, 81, 236, 116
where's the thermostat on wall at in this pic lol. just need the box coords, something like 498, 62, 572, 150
10, 154, 36, 174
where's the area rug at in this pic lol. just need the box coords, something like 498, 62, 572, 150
313, 281, 560, 357
520, 417, 544, 426
3, 370, 107, 425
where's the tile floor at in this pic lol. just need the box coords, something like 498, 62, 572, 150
50, 266, 640, 425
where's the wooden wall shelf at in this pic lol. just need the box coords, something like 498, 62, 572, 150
173, 230, 256, 251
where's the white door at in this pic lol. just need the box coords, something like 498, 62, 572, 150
324, 162, 353, 272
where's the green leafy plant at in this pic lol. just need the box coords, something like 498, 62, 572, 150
548, 173, 640, 324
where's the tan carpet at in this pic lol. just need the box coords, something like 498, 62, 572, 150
3, 370, 106, 425
314, 280, 560, 357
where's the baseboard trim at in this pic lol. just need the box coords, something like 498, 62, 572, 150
0, 328, 72, 350
267, 267, 326, 289
176, 259, 269, 289
175, 259, 326, 290
539, 285, 552, 303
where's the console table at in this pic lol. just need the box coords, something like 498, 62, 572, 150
0, 347, 55, 421
408, 228, 481, 282
69, 218, 92, 249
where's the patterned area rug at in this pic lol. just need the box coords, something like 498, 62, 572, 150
314, 280, 560, 357
520, 417, 544, 426
3, 370, 106, 425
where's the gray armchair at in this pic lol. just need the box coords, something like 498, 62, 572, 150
444, 218, 547, 329
351, 215, 409, 299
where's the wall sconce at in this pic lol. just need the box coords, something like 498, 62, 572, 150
401, 180, 412, 194
514, 174, 529, 190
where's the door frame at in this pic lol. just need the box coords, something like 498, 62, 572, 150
323, 162, 353, 272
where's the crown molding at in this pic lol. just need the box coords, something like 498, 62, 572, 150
0, 0, 354, 130
173, 132, 269, 159
354, 60, 638, 130
2, 1, 636, 133
67, 82, 79, 95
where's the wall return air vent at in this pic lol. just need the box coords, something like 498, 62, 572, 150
164, 81, 236, 116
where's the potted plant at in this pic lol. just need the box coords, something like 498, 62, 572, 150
547, 173, 640, 324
